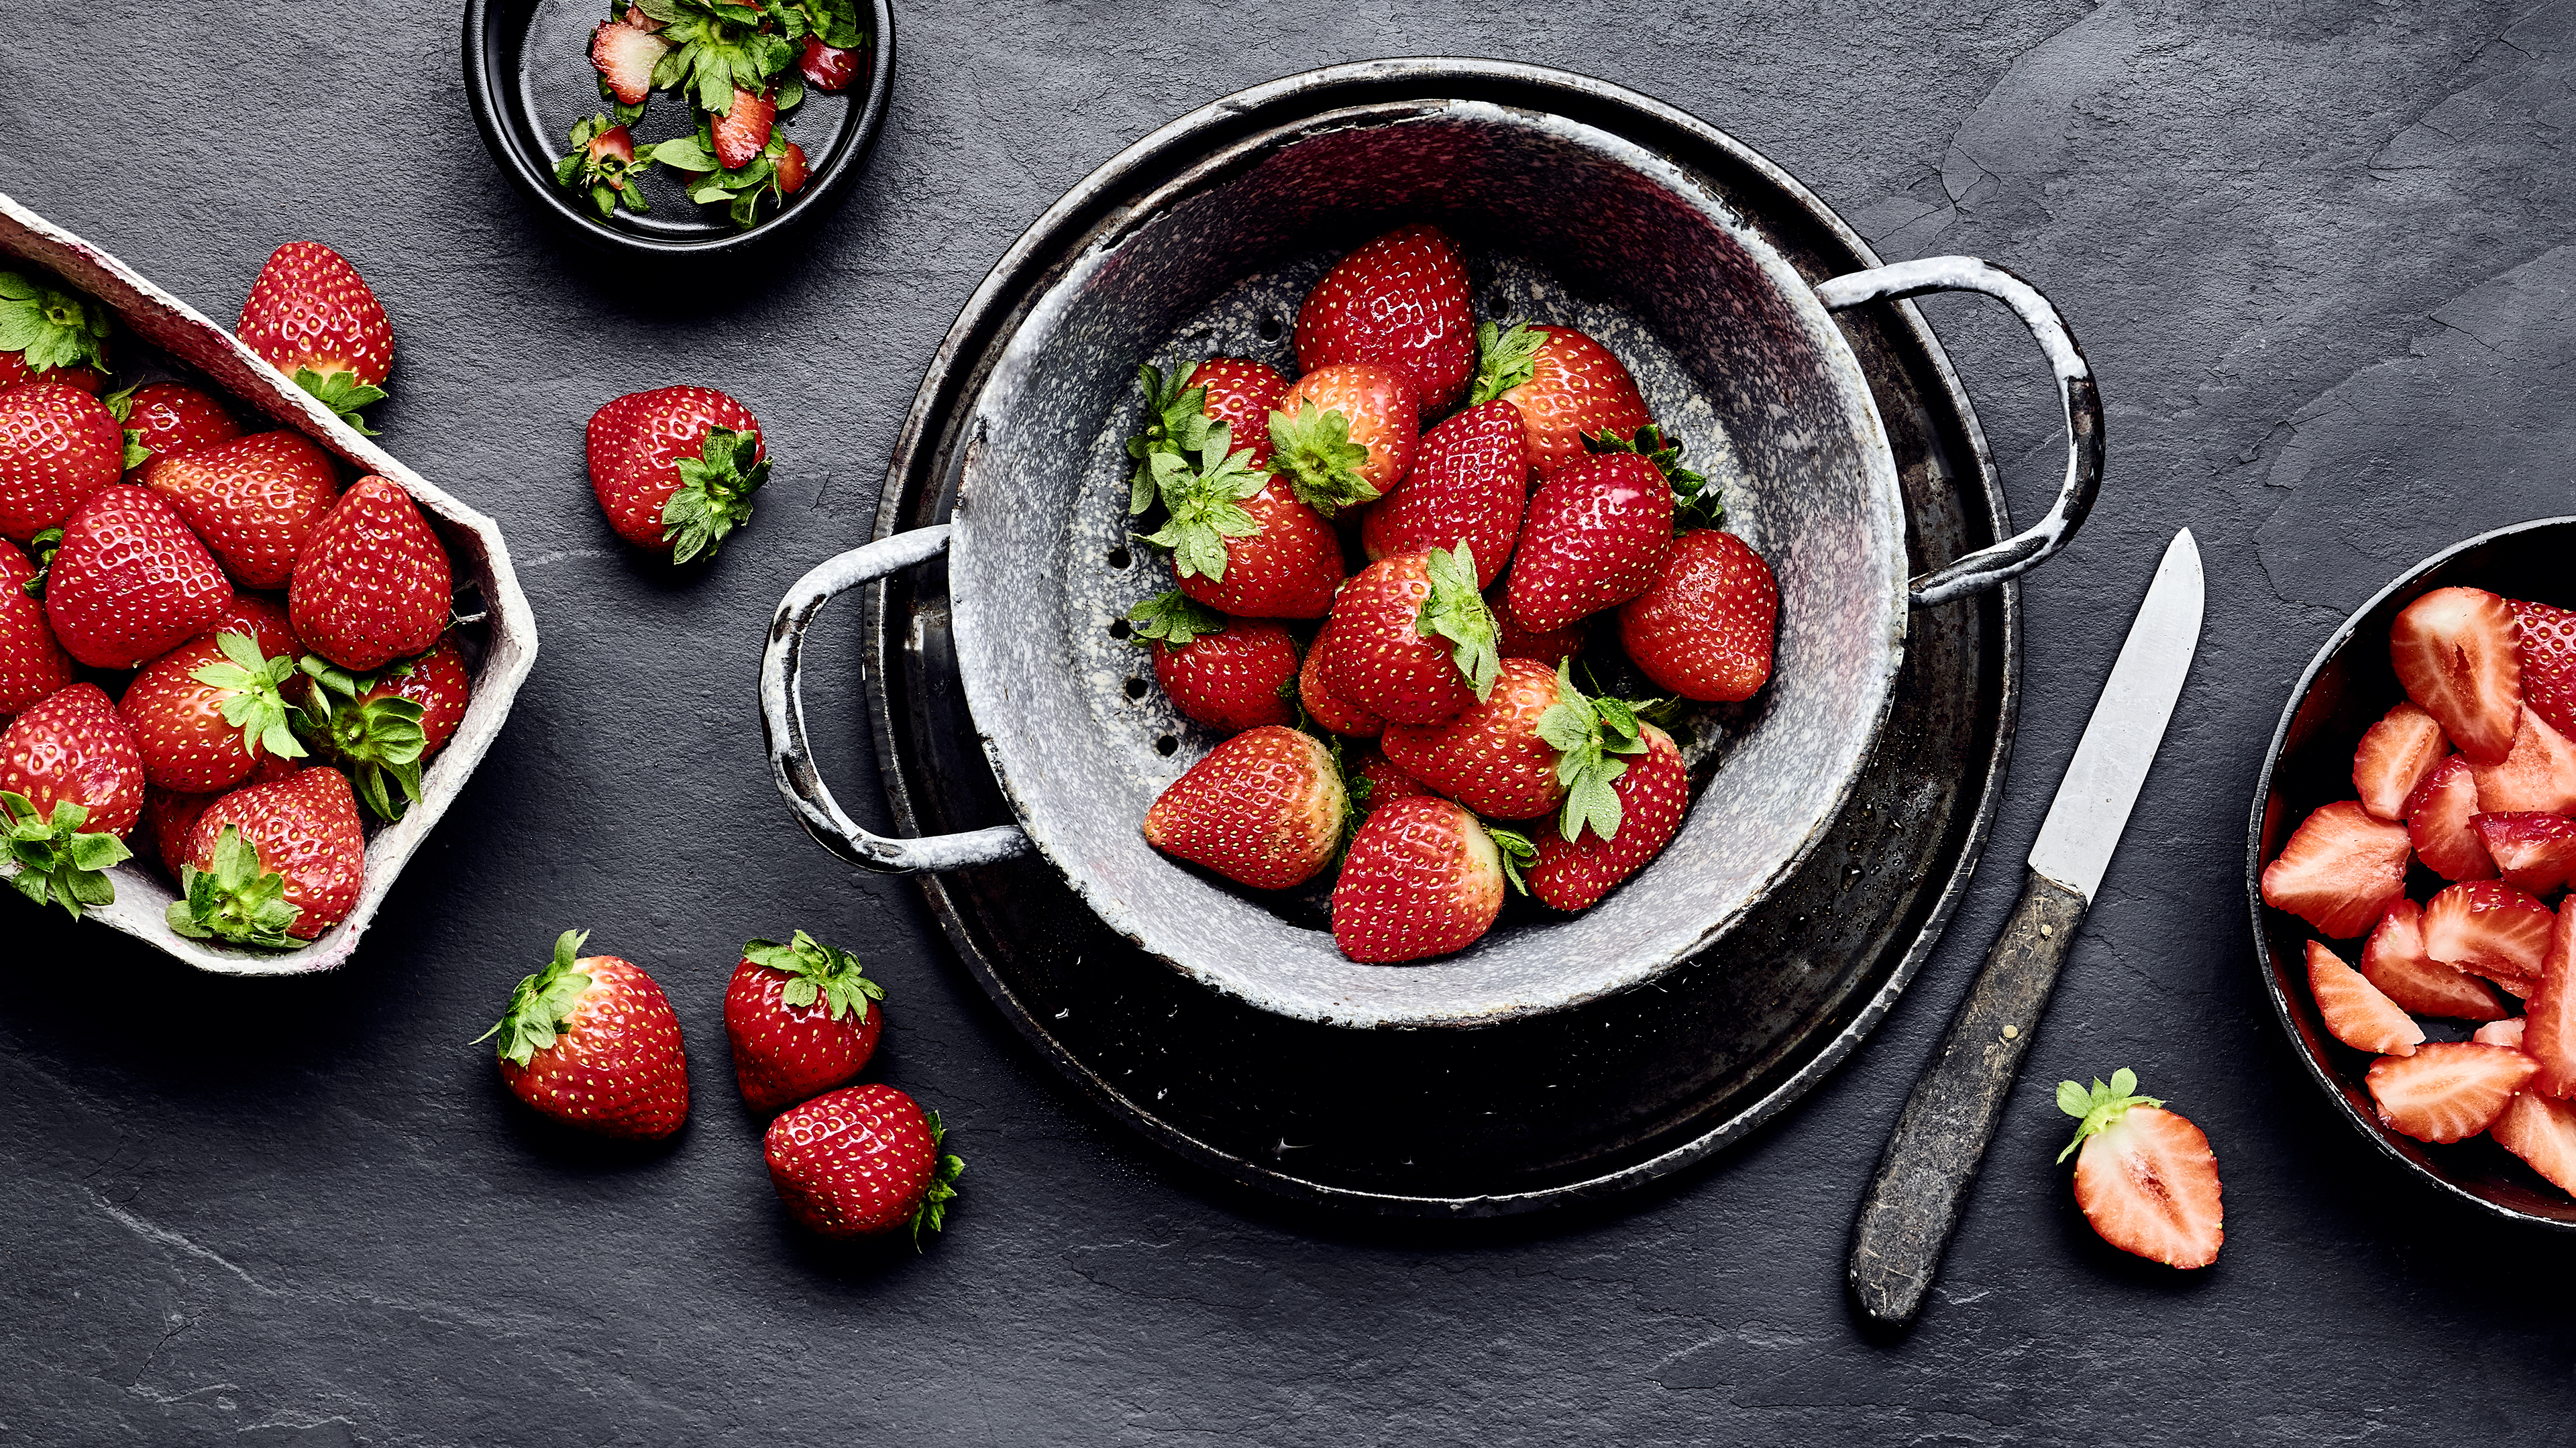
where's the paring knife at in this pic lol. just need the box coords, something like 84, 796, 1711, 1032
1847, 527, 2205, 1329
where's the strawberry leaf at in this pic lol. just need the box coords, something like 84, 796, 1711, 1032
1124, 364, 1215, 515
19, 528, 59, 600
476, 929, 596, 1065
191, 631, 311, 767
662, 425, 771, 563
1488, 825, 1536, 895
1265, 398, 1379, 517
0, 270, 113, 378
1536, 659, 1651, 844
911, 1110, 965, 1249
1415, 545, 1500, 701
1468, 321, 1547, 406
165, 826, 299, 946
1135, 426, 1265, 583
1126, 590, 1224, 651
3, 790, 129, 919
291, 367, 387, 435
743, 929, 882, 1021
2055, 1068, 2163, 1163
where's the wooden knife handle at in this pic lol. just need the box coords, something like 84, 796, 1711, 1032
1847, 868, 2090, 1329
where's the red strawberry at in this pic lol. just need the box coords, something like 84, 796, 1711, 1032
2525, 906, 2576, 1098
0, 539, 73, 717
1298, 624, 1381, 738
1331, 795, 1516, 964
119, 628, 307, 793
2390, 586, 2521, 765
2360, 898, 2506, 1021
106, 382, 240, 477
483, 930, 689, 1139
201, 592, 303, 662
1619, 528, 1780, 704
710, 89, 777, 170
2422, 879, 2555, 994
235, 243, 393, 432
2259, 799, 2412, 938
2467, 708, 2576, 814
765, 1083, 963, 1243
2475, 813, 2576, 896
45, 485, 230, 669
360, 632, 470, 757
2475, 1017, 2526, 1047
1141, 724, 1346, 890
2306, 939, 2426, 1056
1348, 746, 1432, 816
2406, 754, 2496, 881
1506, 451, 1676, 632
1294, 224, 1478, 414
775, 140, 810, 196
1524, 720, 1690, 911
726, 930, 885, 1115
1320, 547, 1500, 726
2367, 1041, 2536, 1143
2515, 598, 2576, 741
588, 20, 668, 105
0, 681, 144, 837
798, 35, 865, 91
295, 634, 469, 822
141, 786, 211, 880
1383, 657, 1568, 820
1183, 358, 1290, 470
2491, 1089, 2576, 1194
585, 386, 770, 561
2056, 1070, 2222, 1269
2351, 700, 2448, 821
1469, 323, 1653, 479
0, 268, 113, 394
1489, 588, 1587, 665
1360, 400, 1529, 587
175, 767, 364, 942
0, 380, 125, 542
0, 357, 101, 394
139, 431, 341, 590
1126, 593, 1297, 734
288, 477, 451, 671
1269, 362, 1419, 514
1138, 428, 1342, 621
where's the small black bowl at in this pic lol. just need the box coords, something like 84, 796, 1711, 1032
462, 0, 895, 258
2248, 515, 2576, 1230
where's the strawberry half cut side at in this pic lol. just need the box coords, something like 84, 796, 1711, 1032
2491, 1090, 2576, 1196
2422, 879, 2556, 993
2524, 906, 2576, 1099
2353, 700, 2448, 821
2390, 586, 2522, 766
2473, 812, 2576, 897
2307, 939, 2426, 1056
2057, 1070, 2223, 1270
2467, 707, 2576, 815
2, 789, 131, 918
2367, 1041, 2536, 1144
2360, 898, 2507, 1021
2404, 755, 2496, 882
2259, 799, 2412, 938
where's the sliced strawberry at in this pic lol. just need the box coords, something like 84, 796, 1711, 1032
2366, 1041, 2537, 1143
589, 21, 668, 107
2422, 879, 2555, 995
711, 89, 777, 171
2390, 586, 2522, 765
2514, 598, 2576, 741
2490, 1089, 2576, 1195
2057, 1072, 2222, 1269
2352, 701, 2448, 821
2259, 799, 2412, 938
2473, 812, 2576, 896
2404, 755, 2496, 881
2306, 940, 2426, 1056
2360, 898, 2506, 1021
2474, 1017, 2526, 1047
798, 36, 865, 92
776, 141, 810, 197
2524, 906, 2576, 1098
2468, 708, 2576, 814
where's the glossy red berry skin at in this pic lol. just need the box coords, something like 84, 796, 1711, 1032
1331, 797, 1505, 964
45, 484, 231, 669
1361, 400, 1530, 588
1526, 724, 1690, 911
1489, 325, 1652, 479
1295, 224, 1478, 414
498, 954, 692, 1140
235, 242, 393, 387
183, 767, 368, 939
0, 539, 74, 718
1505, 453, 1675, 632
140, 431, 341, 590
584, 386, 765, 550
0, 682, 146, 837
117, 382, 241, 475
1619, 528, 1778, 703
764, 1083, 941, 1239
724, 955, 884, 1116
1183, 358, 1290, 470
0, 381, 125, 543
288, 476, 451, 672
1149, 618, 1299, 734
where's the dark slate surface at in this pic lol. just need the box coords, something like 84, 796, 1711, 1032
5, 1, 2574, 1442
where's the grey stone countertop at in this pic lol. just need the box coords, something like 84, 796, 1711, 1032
4, 3, 2573, 1443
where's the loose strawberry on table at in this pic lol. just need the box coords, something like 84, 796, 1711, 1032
2306, 939, 2426, 1056
1295, 224, 1479, 414
1621, 527, 1779, 704
2367, 1041, 2536, 1143
1359, 398, 1530, 587
0, 539, 73, 717
1331, 796, 1523, 964
2351, 700, 2448, 820
0, 270, 113, 395
288, 476, 451, 672
586, 386, 771, 563
483, 929, 690, 1140
2404, 754, 2493, 880
1125, 592, 1297, 734
2056, 1070, 2222, 1269
235, 242, 392, 433
0, 683, 142, 917
765, 1082, 963, 1243
1141, 724, 1346, 891
1524, 719, 1689, 912
1469, 322, 1654, 479
1320, 546, 1500, 726
1269, 362, 1418, 513
2258, 799, 2410, 938
0, 380, 125, 542
119, 630, 307, 794
2388, 586, 2520, 766
45, 484, 230, 669
106, 382, 239, 476
172, 767, 366, 942
2359, 898, 2506, 1021
727, 930, 885, 1115
139, 431, 342, 590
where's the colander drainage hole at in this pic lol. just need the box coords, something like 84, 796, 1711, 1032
1155, 735, 1178, 757
1124, 678, 1148, 700
1107, 547, 1131, 569
1107, 619, 1131, 639
1259, 315, 1283, 341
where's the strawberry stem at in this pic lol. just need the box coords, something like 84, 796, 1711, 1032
292, 367, 388, 435
0, 270, 113, 379
911, 1110, 965, 1250
1469, 321, 1546, 406
292, 655, 427, 822
3, 791, 129, 919
742, 929, 882, 1021
660, 426, 770, 563
1534, 659, 1652, 844
1416, 545, 1501, 701
164, 825, 299, 946
1582, 424, 1721, 529
478, 930, 596, 1065
1264, 399, 1379, 517
1134, 426, 1265, 583
1125, 590, 1224, 651
1124, 364, 1216, 515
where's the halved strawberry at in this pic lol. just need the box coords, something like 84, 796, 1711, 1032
2352, 700, 2448, 821
2524, 906, 2576, 1098
2259, 799, 2412, 938
2306, 939, 2425, 1056
2474, 1017, 2526, 1048
2468, 708, 2576, 814
2404, 755, 2496, 881
2056, 1070, 2222, 1269
2422, 879, 2555, 995
2390, 586, 2521, 765
2513, 598, 2576, 741
2473, 813, 2576, 896
2366, 1041, 2536, 1143
589, 21, 668, 107
710, 89, 777, 172
2360, 898, 2506, 1021
2490, 1089, 2576, 1195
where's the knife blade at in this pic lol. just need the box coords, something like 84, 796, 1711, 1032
1847, 528, 2204, 1330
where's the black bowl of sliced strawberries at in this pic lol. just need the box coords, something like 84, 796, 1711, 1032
2251, 516, 2576, 1228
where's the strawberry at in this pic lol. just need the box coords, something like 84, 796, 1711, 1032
2467, 707, 2576, 814
482, 929, 690, 1139
2475, 1017, 2526, 1047
798, 35, 865, 91
201, 592, 303, 662
292, 635, 469, 822
2491, 1089, 2576, 1195
0, 269, 113, 394
1126, 593, 1297, 734
105, 382, 239, 476
588, 19, 669, 106
2475, 813, 2576, 896
139, 431, 341, 590
119, 629, 307, 793
2524, 905, 2576, 1098
1348, 746, 1432, 817
1383, 657, 1568, 820
2514, 598, 2576, 740
1183, 359, 1290, 470
1360, 400, 1529, 586
585, 386, 770, 562
710, 89, 777, 170
1141, 724, 1346, 889
765, 1083, 963, 1243
1298, 624, 1381, 737
141, 786, 211, 880
2422, 879, 2555, 994
1331, 796, 1521, 964
0, 683, 141, 916
0, 380, 125, 542
553, 115, 651, 219
1295, 224, 1478, 414
2367, 1041, 2536, 1143
1469, 323, 1654, 479
2259, 799, 2412, 938
2406, 754, 2496, 881
235, 243, 393, 433
2056, 1071, 2221, 1268
288, 476, 451, 671
2360, 898, 2506, 1021
174, 767, 364, 942
727, 930, 885, 1115
2306, 939, 2426, 1056
1489, 588, 1586, 665
45, 485, 230, 669
775, 141, 810, 197
358, 632, 470, 757
1506, 451, 1678, 632
2351, 700, 2448, 821
1269, 362, 1418, 515
1320, 546, 1500, 726
1620, 527, 1779, 704
1524, 720, 1690, 911
2390, 586, 2521, 766
1135, 424, 1340, 621
0, 539, 73, 717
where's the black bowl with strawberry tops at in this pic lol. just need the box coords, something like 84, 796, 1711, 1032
2251, 516, 2576, 1231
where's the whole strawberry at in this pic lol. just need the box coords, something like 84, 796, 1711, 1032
1620, 528, 1778, 702
1127, 592, 1297, 734
1489, 588, 1587, 665
1135, 424, 1341, 620
1269, 362, 1419, 515
1470, 323, 1653, 478
0, 269, 113, 394
0, 539, 74, 716
1505, 451, 1678, 632
726, 930, 887, 1115
586, 386, 770, 562
140, 431, 341, 589
1298, 624, 1383, 738
358, 633, 471, 755
1183, 359, 1291, 469
235, 242, 392, 432
1361, 400, 1531, 587
765, 1083, 963, 1243
1382, 657, 1567, 820
1141, 724, 1346, 890
1332, 796, 1527, 964
1320, 545, 1500, 726
482, 929, 690, 1140
1295, 224, 1479, 413
1348, 746, 1432, 818
289, 476, 451, 671
0, 380, 125, 542
46, 484, 231, 669
1, 683, 142, 916
174, 767, 366, 942
119, 629, 307, 793
292, 635, 469, 822
1525, 721, 1688, 911
107, 382, 239, 476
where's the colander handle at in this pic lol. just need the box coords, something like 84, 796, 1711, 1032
1817, 256, 2104, 610
761, 524, 1033, 874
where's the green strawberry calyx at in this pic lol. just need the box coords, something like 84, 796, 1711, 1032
555, 114, 655, 221
1413, 544, 1500, 702
912, 1109, 965, 1250
1136, 424, 1266, 583
1123, 364, 1216, 515
165, 825, 300, 946
0, 270, 113, 380
19, 528, 60, 600
2056, 1068, 2161, 1163
1265, 398, 1379, 518
1583, 423, 1720, 528
659, 425, 771, 563
292, 655, 427, 823
101, 384, 151, 468
193, 631, 310, 765
292, 367, 388, 436
636, 0, 803, 115
3, 791, 129, 920
1534, 660, 1653, 845
476, 929, 596, 1066
743, 929, 882, 1022
1468, 320, 1548, 406
1125, 590, 1225, 651
1487, 824, 1536, 895
647, 120, 806, 231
